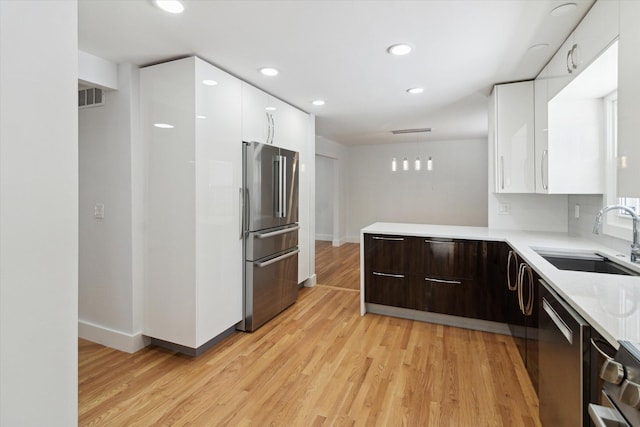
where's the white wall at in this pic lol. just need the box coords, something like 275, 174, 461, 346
0, 1, 78, 425
79, 63, 146, 353
316, 137, 350, 245
315, 155, 334, 240
568, 194, 633, 254
347, 138, 488, 239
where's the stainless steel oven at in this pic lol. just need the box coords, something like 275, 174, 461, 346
589, 340, 640, 426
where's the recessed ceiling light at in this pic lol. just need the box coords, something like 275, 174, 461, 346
528, 43, 549, 52
406, 87, 424, 94
154, 123, 174, 129
265, 106, 277, 111
387, 43, 413, 56
202, 79, 218, 86
259, 67, 279, 77
312, 100, 325, 106
154, 0, 184, 14
196, 115, 207, 119
550, 3, 577, 17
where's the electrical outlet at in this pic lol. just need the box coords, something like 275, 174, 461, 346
497, 203, 511, 215
574, 204, 580, 219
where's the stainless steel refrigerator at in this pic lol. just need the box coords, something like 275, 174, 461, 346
240, 141, 299, 332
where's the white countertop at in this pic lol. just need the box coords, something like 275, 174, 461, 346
361, 222, 640, 347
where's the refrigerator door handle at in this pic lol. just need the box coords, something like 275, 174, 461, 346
281, 155, 287, 218
273, 156, 281, 218
255, 249, 299, 268
239, 187, 243, 239
255, 225, 299, 239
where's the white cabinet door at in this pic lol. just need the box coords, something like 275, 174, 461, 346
194, 58, 243, 347
618, 0, 640, 197
143, 57, 243, 351
534, 68, 549, 193
241, 82, 269, 144
492, 81, 535, 193
573, 0, 619, 74
547, 35, 576, 100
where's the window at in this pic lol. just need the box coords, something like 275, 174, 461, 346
603, 91, 640, 239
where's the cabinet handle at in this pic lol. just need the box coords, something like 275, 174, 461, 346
500, 156, 505, 190
424, 239, 453, 244
571, 44, 579, 70
270, 113, 275, 144
566, 49, 574, 74
541, 149, 549, 190
507, 250, 517, 291
372, 236, 404, 241
424, 277, 462, 285
372, 272, 404, 279
517, 264, 526, 313
524, 265, 534, 316
543, 298, 573, 344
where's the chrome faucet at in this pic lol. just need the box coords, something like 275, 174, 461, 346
593, 204, 640, 263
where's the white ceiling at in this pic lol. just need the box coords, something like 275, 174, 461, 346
78, 0, 594, 145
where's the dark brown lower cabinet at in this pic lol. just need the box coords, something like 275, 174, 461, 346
422, 277, 476, 318
364, 270, 412, 308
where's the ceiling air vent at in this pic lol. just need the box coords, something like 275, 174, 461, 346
391, 128, 432, 135
78, 88, 105, 109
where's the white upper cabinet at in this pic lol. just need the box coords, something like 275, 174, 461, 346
534, 67, 550, 193
547, 0, 619, 100
617, 0, 640, 197
491, 81, 536, 193
241, 82, 309, 152
142, 57, 243, 351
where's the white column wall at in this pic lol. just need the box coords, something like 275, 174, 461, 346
1, 1, 78, 424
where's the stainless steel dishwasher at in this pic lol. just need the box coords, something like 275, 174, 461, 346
538, 279, 591, 426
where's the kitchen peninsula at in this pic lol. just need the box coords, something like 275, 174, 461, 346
360, 222, 640, 347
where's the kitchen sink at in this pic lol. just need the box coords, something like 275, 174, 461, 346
534, 250, 640, 276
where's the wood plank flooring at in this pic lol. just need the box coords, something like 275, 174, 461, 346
78, 242, 541, 426
315, 240, 360, 290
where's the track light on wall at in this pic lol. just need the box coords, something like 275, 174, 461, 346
391, 157, 397, 172
402, 157, 409, 171
427, 156, 433, 171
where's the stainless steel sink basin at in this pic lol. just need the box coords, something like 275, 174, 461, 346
534, 250, 640, 276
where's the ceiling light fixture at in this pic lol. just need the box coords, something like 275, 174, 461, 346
154, 0, 184, 14
259, 67, 279, 77
406, 87, 424, 94
528, 43, 549, 52
202, 79, 218, 86
154, 123, 174, 129
312, 100, 325, 106
550, 3, 577, 17
265, 106, 277, 111
387, 43, 413, 56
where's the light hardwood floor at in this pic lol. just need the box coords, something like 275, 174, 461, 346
79, 242, 541, 426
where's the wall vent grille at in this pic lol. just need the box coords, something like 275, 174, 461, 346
78, 88, 105, 109
390, 128, 432, 135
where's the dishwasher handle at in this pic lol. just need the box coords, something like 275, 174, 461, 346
588, 403, 630, 427
543, 297, 573, 345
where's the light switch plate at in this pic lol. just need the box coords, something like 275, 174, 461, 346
574, 204, 580, 219
94, 203, 105, 219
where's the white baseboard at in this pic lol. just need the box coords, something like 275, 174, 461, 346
315, 234, 333, 241
345, 236, 360, 244
79, 320, 149, 353
302, 274, 317, 287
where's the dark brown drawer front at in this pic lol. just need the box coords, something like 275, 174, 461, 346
412, 238, 479, 279
364, 234, 410, 274
364, 271, 410, 308
424, 277, 476, 318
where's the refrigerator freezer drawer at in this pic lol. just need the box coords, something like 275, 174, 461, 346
246, 225, 299, 261
244, 249, 299, 332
